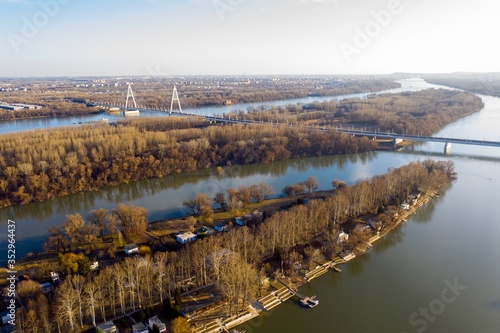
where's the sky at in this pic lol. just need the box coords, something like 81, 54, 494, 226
0, 0, 499, 77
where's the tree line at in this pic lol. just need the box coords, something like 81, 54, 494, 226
183, 182, 274, 220
42, 203, 149, 258
13, 160, 455, 332
227, 89, 483, 135
0, 119, 377, 207
91, 79, 400, 109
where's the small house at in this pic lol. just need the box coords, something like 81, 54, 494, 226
338, 231, 349, 243
367, 219, 377, 228
40, 282, 54, 295
235, 217, 244, 226
50, 271, 61, 284
124, 243, 139, 255
91, 261, 99, 271
148, 316, 167, 333
96, 321, 118, 333
214, 222, 228, 232
253, 210, 263, 218
400, 203, 410, 210
176, 232, 197, 244
196, 226, 215, 237
132, 322, 148, 333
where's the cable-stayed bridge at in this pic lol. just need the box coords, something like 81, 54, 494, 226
94, 85, 500, 153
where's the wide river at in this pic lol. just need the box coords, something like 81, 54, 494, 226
1, 79, 500, 332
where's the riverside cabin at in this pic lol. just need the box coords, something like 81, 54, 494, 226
132, 322, 148, 333
176, 232, 197, 244
338, 231, 349, 243
214, 222, 228, 232
40, 282, 54, 295
96, 321, 118, 333
124, 243, 139, 255
148, 316, 167, 333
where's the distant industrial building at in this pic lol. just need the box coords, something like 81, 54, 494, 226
0, 102, 43, 111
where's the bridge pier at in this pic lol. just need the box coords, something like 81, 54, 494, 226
392, 138, 403, 146
444, 142, 451, 155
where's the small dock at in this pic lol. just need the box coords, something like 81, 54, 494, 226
299, 295, 319, 308
276, 279, 319, 308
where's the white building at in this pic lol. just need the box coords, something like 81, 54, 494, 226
176, 232, 197, 244
148, 316, 167, 333
124, 243, 139, 255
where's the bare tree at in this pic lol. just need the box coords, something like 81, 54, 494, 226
87, 208, 108, 240
213, 192, 227, 211
84, 279, 99, 327
71, 274, 86, 328
55, 278, 78, 332
113, 203, 148, 243
283, 184, 306, 196
304, 176, 319, 194
250, 182, 274, 203
62, 213, 85, 251
237, 186, 252, 206
183, 193, 212, 216
43, 226, 69, 253
332, 179, 347, 189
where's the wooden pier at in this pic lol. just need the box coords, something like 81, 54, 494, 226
276, 279, 319, 308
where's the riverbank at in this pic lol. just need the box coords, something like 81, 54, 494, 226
188, 189, 443, 333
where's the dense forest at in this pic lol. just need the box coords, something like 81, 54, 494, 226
12, 160, 455, 332
227, 89, 483, 135
0, 88, 483, 208
423, 72, 500, 97
0, 118, 377, 207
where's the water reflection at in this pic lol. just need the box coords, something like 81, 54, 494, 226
373, 227, 406, 254
347, 252, 370, 277
411, 186, 450, 224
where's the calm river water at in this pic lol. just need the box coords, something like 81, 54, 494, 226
1, 79, 499, 332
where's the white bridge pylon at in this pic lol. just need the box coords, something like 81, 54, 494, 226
125, 83, 137, 109
169, 85, 183, 114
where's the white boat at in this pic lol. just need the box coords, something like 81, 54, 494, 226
124, 109, 140, 116
299, 296, 319, 308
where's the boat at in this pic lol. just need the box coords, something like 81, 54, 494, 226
123, 109, 140, 116
299, 296, 319, 308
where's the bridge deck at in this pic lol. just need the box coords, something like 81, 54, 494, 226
97, 103, 500, 149
337, 129, 500, 148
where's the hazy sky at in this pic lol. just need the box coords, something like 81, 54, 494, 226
1, 0, 499, 77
